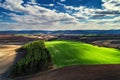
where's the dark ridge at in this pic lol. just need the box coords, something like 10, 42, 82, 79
16, 64, 120, 80
0, 30, 120, 34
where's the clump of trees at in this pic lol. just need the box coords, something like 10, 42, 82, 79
9, 40, 52, 78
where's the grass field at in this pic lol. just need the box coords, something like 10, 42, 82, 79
45, 40, 120, 68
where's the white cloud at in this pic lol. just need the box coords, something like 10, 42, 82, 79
102, 0, 120, 11
0, 0, 80, 30
49, 4, 54, 7
0, 0, 120, 31
62, 0, 120, 25
27, 0, 37, 5
60, 0, 66, 2
1, 21, 120, 31
1, 0, 24, 12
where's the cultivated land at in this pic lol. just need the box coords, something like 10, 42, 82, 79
45, 40, 120, 67
0, 34, 120, 80
58, 35, 120, 49
0, 35, 34, 79
0, 45, 21, 80
15, 65, 120, 80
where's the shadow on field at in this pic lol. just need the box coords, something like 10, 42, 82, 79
16, 65, 120, 80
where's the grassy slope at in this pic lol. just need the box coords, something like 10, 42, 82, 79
45, 40, 120, 68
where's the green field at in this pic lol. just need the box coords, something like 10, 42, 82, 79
45, 40, 120, 68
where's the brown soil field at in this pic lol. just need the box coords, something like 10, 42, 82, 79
0, 34, 37, 45
0, 34, 120, 49
0, 45, 21, 80
0, 35, 40, 80
16, 65, 120, 80
58, 35, 120, 49
0, 45, 20, 73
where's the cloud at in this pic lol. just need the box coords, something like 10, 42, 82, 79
102, 0, 120, 11
0, 0, 79, 30
0, 0, 24, 12
95, 10, 120, 15
49, 4, 54, 7
61, 0, 120, 24
8, 12, 77, 25
27, 0, 37, 5
0, 0, 120, 31
60, 0, 66, 2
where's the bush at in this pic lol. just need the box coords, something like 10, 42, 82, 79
9, 40, 52, 78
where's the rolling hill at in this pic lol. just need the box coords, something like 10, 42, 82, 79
45, 40, 120, 68
17, 40, 120, 80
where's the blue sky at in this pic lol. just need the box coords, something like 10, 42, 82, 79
0, 0, 120, 31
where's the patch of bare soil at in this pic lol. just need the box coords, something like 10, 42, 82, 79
0, 34, 37, 45
16, 65, 120, 80
58, 35, 120, 49
92, 40, 120, 49
0, 45, 21, 80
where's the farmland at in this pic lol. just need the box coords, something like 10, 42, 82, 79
0, 34, 120, 80
16, 40, 120, 80
46, 40, 120, 68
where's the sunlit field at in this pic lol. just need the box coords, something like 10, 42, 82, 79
45, 40, 120, 68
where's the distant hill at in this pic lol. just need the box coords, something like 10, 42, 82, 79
0, 30, 120, 34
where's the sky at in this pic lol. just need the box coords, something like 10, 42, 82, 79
0, 0, 120, 31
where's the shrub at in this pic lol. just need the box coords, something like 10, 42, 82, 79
9, 40, 52, 78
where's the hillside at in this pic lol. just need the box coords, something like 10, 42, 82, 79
45, 40, 120, 68
16, 40, 120, 80
16, 65, 120, 80
1, 40, 120, 80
